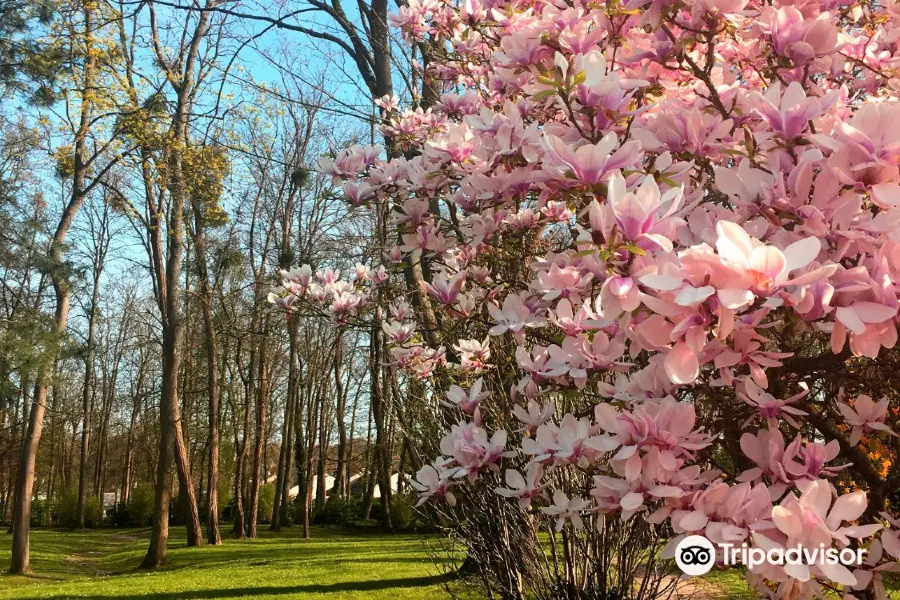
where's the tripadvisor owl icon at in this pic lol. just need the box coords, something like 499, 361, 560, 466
675, 535, 716, 577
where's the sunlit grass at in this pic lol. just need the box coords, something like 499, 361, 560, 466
0, 526, 450, 599
0, 526, 759, 598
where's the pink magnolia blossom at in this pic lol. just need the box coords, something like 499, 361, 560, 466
426, 271, 467, 305
494, 463, 544, 509
837, 393, 896, 446
757, 480, 881, 585
606, 172, 684, 253
738, 379, 808, 429
275, 0, 900, 595
542, 132, 640, 186
542, 490, 591, 531
444, 378, 489, 414
488, 293, 546, 342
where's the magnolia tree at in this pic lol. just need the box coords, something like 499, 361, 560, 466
270, 0, 900, 597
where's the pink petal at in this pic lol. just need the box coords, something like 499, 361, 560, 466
826, 491, 867, 530
818, 561, 857, 586
664, 341, 700, 385
620, 491, 644, 511
836, 306, 866, 335
853, 302, 898, 323
749, 245, 787, 279
716, 220, 754, 266
871, 183, 900, 208
782, 237, 821, 272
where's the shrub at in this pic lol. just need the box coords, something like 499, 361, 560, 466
128, 484, 155, 527
84, 495, 102, 528
313, 495, 360, 525
369, 494, 429, 531
256, 483, 275, 523
108, 501, 131, 527
55, 488, 78, 528
54, 489, 102, 528
30, 499, 51, 527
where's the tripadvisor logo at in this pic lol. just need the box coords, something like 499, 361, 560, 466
673, 534, 867, 577
675, 535, 716, 576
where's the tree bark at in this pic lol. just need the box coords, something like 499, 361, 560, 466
248, 320, 270, 537
9, 2, 96, 573
333, 333, 348, 499
142, 0, 214, 564
76, 285, 99, 529
191, 200, 221, 545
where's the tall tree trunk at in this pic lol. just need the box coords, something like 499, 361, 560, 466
192, 201, 221, 545
302, 384, 319, 538
362, 391, 375, 520
270, 344, 293, 531
9, 3, 96, 574
370, 315, 392, 530
278, 334, 300, 527
232, 341, 253, 538
141, 0, 215, 565
77, 270, 101, 529
140, 329, 177, 569
333, 333, 348, 499
346, 378, 361, 501
122, 350, 148, 505
315, 391, 327, 511
294, 383, 308, 532
248, 323, 270, 537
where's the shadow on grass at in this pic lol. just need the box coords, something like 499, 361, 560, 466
35, 574, 451, 599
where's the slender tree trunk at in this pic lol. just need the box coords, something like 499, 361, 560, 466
302, 385, 319, 538
248, 324, 270, 537
294, 385, 308, 531
371, 315, 392, 530
192, 201, 221, 545
278, 336, 300, 527
140, 330, 177, 569
9, 4, 96, 573
315, 392, 327, 510
94, 385, 112, 500
346, 379, 361, 500
232, 342, 253, 538
362, 393, 375, 520
333, 333, 348, 499
77, 275, 100, 529
173, 389, 202, 545
270, 351, 292, 531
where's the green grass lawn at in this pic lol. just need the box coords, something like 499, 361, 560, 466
0, 526, 452, 599
0, 525, 758, 599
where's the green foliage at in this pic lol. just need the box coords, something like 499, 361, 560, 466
0, 0, 62, 102
30, 499, 51, 527
371, 494, 433, 532
256, 483, 276, 523
312, 495, 361, 525
55, 488, 102, 528
127, 484, 154, 527
84, 496, 102, 528
55, 488, 78, 528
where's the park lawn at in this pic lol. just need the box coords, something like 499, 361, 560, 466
0, 526, 760, 599
0, 526, 454, 599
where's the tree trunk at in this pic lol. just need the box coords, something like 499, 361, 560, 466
248, 324, 270, 537
278, 334, 300, 527
77, 273, 100, 529
270, 339, 293, 531
371, 316, 392, 530
192, 201, 221, 545
333, 333, 347, 499
10, 3, 96, 573
140, 329, 177, 569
